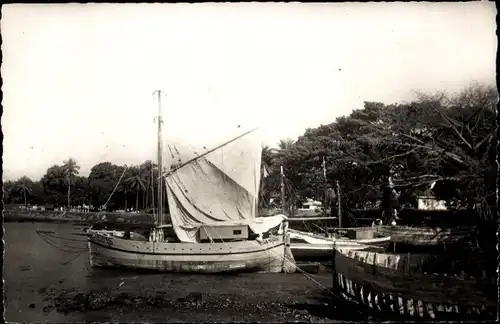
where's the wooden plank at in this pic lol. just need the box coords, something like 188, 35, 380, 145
426, 302, 436, 319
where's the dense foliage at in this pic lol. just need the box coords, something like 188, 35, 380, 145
260, 83, 497, 222
4, 83, 496, 222
4, 160, 165, 212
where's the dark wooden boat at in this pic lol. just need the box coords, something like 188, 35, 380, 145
332, 248, 496, 320
375, 225, 474, 246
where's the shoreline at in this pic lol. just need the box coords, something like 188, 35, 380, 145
3, 210, 155, 226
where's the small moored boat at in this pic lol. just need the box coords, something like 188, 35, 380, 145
375, 225, 474, 246
288, 228, 391, 261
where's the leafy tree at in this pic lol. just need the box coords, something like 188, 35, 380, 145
278, 82, 497, 222
30, 181, 49, 205
356, 83, 497, 220
3, 180, 15, 204
40, 165, 68, 206
70, 176, 90, 206
88, 162, 125, 210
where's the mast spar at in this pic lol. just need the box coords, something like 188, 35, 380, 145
154, 90, 164, 226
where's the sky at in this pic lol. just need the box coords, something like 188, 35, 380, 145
2, 2, 496, 181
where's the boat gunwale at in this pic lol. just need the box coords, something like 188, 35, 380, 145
288, 229, 391, 245
88, 232, 286, 256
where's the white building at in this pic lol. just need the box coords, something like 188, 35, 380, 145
417, 196, 447, 211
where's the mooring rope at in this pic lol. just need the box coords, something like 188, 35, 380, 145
36, 165, 129, 262
37, 230, 88, 243
244, 233, 372, 319
36, 231, 87, 254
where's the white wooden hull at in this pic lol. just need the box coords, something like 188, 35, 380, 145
289, 229, 391, 246
291, 242, 371, 260
289, 229, 390, 261
88, 231, 287, 273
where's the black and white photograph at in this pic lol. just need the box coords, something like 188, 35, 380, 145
1, 2, 497, 322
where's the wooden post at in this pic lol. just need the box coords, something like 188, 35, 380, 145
322, 157, 328, 236
151, 165, 156, 225
383, 174, 394, 225
406, 252, 411, 273
67, 175, 71, 208
332, 241, 337, 289
281, 165, 286, 215
336, 180, 342, 228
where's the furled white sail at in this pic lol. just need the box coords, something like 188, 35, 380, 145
165, 129, 283, 243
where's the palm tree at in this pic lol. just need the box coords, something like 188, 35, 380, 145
261, 145, 274, 177
260, 146, 280, 208
278, 138, 295, 151
15, 176, 33, 207
62, 158, 80, 208
139, 161, 155, 209
118, 180, 131, 210
125, 166, 147, 211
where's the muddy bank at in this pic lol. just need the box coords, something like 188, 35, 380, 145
48, 290, 328, 322
35, 277, 366, 323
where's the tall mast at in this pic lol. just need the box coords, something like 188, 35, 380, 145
154, 90, 164, 226
322, 157, 327, 218
322, 157, 327, 236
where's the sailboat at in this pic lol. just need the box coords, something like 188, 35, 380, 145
87, 91, 295, 273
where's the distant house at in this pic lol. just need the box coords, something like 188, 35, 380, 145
300, 198, 323, 210
417, 196, 447, 211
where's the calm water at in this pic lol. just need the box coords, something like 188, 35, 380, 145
4, 222, 335, 323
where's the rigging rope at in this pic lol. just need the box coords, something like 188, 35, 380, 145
98, 165, 128, 214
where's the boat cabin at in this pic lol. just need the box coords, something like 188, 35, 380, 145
199, 225, 249, 242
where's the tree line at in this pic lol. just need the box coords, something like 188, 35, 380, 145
259, 83, 497, 223
4, 160, 167, 212
4, 83, 496, 222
